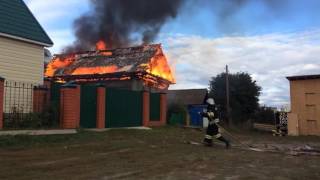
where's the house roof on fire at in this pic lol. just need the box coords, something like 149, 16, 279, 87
0, 0, 53, 46
48, 44, 173, 89
167, 89, 208, 107
52, 44, 170, 78
56, 44, 160, 75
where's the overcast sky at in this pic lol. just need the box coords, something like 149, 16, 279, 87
25, 0, 320, 107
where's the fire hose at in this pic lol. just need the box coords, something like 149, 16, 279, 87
217, 124, 264, 152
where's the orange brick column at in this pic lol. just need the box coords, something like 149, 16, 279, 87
96, 86, 105, 129
142, 91, 150, 127
0, 77, 4, 129
33, 87, 48, 113
60, 85, 80, 129
159, 93, 167, 126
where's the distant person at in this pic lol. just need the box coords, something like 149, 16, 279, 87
200, 98, 230, 148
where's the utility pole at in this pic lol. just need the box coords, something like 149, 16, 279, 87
226, 65, 231, 126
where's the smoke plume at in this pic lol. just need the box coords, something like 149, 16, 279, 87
64, 0, 183, 52
64, 0, 292, 53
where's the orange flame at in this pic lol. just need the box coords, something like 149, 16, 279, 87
96, 40, 107, 50
96, 40, 112, 56
143, 48, 175, 83
71, 65, 118, 75
44, 54, 76, 77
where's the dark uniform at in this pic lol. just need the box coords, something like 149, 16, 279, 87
201, 104, 230, 148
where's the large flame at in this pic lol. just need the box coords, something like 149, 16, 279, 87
71, 65, 118, 75
142, 48, 175, 83
45, 54, 76, 77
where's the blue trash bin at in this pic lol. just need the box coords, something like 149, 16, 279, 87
188, 105, 207, 127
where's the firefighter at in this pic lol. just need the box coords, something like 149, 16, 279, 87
201, 98, 230, 149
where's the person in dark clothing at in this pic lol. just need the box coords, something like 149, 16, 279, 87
201, 98, 230, 149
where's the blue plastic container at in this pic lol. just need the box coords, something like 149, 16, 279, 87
188, 105, 207, 127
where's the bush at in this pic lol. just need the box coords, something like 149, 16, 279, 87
4, 103, 59, 129
252, 106, 276, 125
167, 103, 187, 125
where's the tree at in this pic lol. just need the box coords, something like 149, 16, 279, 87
209, 72, 261, 124
253, 106, 276, 125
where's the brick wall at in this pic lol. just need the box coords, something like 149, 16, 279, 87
96, 87, 105, 129
142, 91, 150, 126
33, 87, 48, 113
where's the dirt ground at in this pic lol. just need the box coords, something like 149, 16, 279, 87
0, 126, 320, 180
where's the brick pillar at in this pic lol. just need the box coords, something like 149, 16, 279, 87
96, 86, 105, 129
60, 85, 80, 129
159, 93, 167, 126
142, 91, 150, 127
33, 87, 48, 113
0, 77, 4, 129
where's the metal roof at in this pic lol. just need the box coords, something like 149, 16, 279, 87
0, 0, 53, 46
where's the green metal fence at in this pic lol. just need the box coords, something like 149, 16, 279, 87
150, 93, 160, 121
50, 82, 63, 124
80, 85, 97, 128
50, 82, 62, 104
105, 89, 142, 128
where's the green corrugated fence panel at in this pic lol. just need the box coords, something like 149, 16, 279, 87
106, 89, 142, 128
169, 113, 185, 125
50, 82, 62, 122
50, 82, 62, 104
150, 93, 160, 121
80, 85, 97, 128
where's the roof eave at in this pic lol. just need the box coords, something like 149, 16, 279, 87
286, 74, 320, 81
0, 32, 53, 47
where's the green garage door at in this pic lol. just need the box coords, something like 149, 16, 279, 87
106, 89, 142, 128
80, 85, 97, 128
150, 93, 160, 121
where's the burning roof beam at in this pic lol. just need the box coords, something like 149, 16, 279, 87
50, 71, 172, 90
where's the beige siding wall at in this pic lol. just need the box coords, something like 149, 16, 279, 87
289, 79, 320, 136
0, 36, 44, 84
0, 36, 45, 113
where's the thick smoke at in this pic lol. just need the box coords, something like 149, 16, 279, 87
64, 0, 291, 53
64, 0, 183, 52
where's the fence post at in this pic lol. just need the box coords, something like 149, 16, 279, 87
159, 93, 167, 126
0, 77, 4, 129
142, 91, 150, 127
60, 84, 80, 129
96, 86, 105, 129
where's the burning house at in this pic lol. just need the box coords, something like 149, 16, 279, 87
0, 0, 180, 129
45, 43, 174, 91
39, 42, 175, 129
